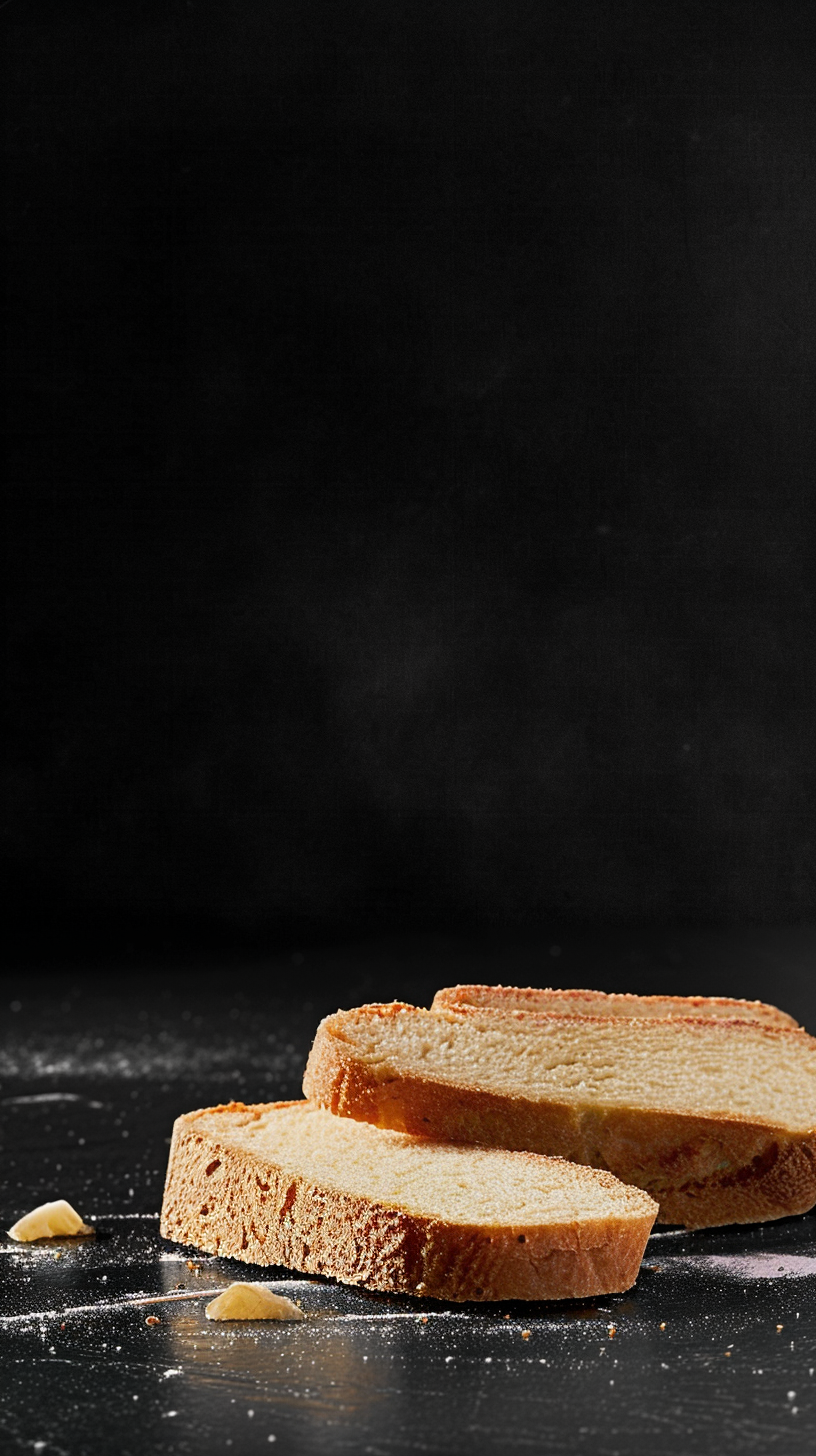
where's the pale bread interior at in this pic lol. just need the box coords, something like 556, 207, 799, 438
193, 1101, 651, 1225
332, 1006, 816, 1131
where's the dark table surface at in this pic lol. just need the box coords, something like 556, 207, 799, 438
2, 928, 816, 1455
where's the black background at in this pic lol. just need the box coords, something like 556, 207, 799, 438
4, 0, 815, 971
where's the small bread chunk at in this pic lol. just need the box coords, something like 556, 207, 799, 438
205, 1282, 305, 1321
160, 1100, 657, 1302
432, 985, 799, 1030
303, 1003, 816, 1230
7, 1199, 94, 1241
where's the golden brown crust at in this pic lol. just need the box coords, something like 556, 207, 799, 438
302, 1006, 816, 1230
434, 1000, 814, 1052
431, 985, 800, 1030
160, 1102, 657, 1302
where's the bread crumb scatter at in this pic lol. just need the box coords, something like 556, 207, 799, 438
521, 1330, 531, 1340
205, 1283, 305, 1322
777, 1324, 784, 1332
7, 1200, 93, 1241
608, 1325, 617, 1338
145, 1316, 160, 1326
659, 1322, 666, 1331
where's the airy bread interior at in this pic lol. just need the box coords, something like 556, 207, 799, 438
191, 1101, 651, 1226
326, 1004, 816, 1132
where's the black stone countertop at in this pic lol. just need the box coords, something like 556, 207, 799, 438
2, 929, 816, 1455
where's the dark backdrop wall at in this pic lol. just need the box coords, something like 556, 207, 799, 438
4, 1, 815, 958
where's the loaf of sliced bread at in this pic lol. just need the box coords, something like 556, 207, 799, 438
160, 1099, 657, 1301
303, 1003, 816, 1229
432, 985, 799, 1029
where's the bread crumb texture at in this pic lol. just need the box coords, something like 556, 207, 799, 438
313, 1003, 816, 1125
302, 1004, 816, 1229
160, 1100, 657, 1302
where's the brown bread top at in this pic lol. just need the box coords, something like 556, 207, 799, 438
160, 1100, 657, 1302
431, 985, 800, 1029
303, 1003, 816, 1230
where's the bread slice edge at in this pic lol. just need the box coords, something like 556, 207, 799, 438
431, 984, 800, 1029
159, 1101, 657, 1302
303, 1007, 816, 1230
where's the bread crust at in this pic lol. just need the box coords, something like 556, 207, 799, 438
431, 984, 800, 1030
303, 1006, 816, 1231
160, 1101, 657, 1302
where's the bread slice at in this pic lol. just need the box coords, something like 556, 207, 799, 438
432, 985, 799, 1029
160, 1099, 657, 1301
302, 1003, 816, 1230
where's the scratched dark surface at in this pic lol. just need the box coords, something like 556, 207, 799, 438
2, 930, 816, 1455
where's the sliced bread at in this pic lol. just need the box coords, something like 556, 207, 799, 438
302, 1003, 816, 1229
432, 985, 799, 1029
160, 1099, 657, 1301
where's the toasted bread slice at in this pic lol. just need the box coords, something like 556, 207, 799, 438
431, 985, 799, 1028
160, 1100, 657, 1301
303, 1003, 816, 1229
